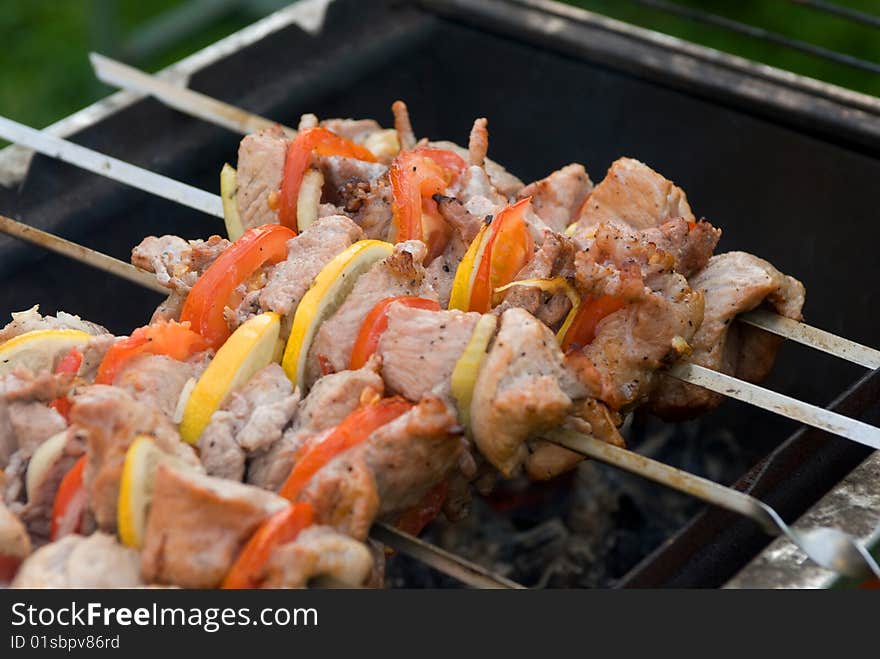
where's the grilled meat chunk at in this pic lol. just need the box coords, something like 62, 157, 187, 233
70, 385, 199, 533
199, 364, 300, 481
236, 125, 288, 230
0, 500, 30, 566
651, 252, 806, 417
429, 139, 523, 200
133, 234, 230, 322
114, 353, 210, 420
470, 308, 585, 477
298, 395, 466, 540
7, 429, 84, 543
0, 369, 70, 468
259, 214, 364, 317
500, 230, 578, 330
12, 532, 142, 588
141, 465, 287, 588
517, 163, 594, 234
262, 526, 374, 588
247, 359, 384, 491
0, 305, 107, 344
306, 240, 437, 386
379, 304, 480, 401
640, 218, 721, 278
573, 157, 694, 234
568, 223, 704, 409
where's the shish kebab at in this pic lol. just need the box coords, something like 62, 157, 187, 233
0, 100, 876, 584
2, 215, 877, 582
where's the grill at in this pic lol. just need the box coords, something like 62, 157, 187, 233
1, 0, 879, 588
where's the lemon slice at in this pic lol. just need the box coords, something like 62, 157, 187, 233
281, 239, 393, 390
0, 329, 92, 377
450, 313, 497, 432
179, 312, 281, 444
118, 435, 189, 548
448, 223, 490, 311
220, 163, 245, 241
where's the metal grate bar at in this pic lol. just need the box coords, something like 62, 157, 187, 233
791, 0, 880, 30
632, 0, 880, 75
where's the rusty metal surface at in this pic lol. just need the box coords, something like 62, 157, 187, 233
725, 451, 880, 589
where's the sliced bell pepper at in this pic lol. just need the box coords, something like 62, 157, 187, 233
95, 320, 210, 385
222, 502, 314, 589
279, 396, 413, 501
560, 295, 626, 352
48, 347, 83, 420
390, 147, 467, 261
349, 296, 441, 370
180, 224, 296, 350
50, 455, 87, 541
467, 197, 533, 313
396, 480, 448, 537
278, 127, 377, 230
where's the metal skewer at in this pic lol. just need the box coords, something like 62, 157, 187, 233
551, 429, 880, 579
89, 53, 296, 138
89, 57, 880, 373
0, 115, 224, 219
0, 215, 167, 295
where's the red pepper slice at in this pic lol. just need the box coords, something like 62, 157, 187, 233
279, 397, 413, 501
50, 456, 87, 541
48, 347, 83, 421
396, 480, 449, 537
561, 295, 626, 352
222, 502, 315, 589
95, 320, 210, 385
349, 296, 442, 370
469, 198, 534, 313
278, 127, 377, 230
180, 224, 296, 350
0, 554, 22, 584
390, 147, 467, 261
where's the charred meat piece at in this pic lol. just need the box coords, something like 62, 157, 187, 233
378, 303, 481, 401
499, 230, 579, 330
306, 240, 437, 386
517, 163, 594, 234
470, 308, 585, 477
141, 465, 288, 588
12, 532, 142, 588
199, 364, 300, 481
247, 359, 384, 491
650, 252, 805, 418
568, 223, 704, 410
70, 385, 199, 533
298, 395, 466, 540
261, 525, 375, 588
640, 217, 721, 278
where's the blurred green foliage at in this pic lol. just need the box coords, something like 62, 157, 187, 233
0, 0, 878, 130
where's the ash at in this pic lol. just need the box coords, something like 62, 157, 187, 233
386, 415, 751, 588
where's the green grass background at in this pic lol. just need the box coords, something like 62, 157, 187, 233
1, 0, 878, 129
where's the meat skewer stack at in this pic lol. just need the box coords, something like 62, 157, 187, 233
0, 94, 877, 588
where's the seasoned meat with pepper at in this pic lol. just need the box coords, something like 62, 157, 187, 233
235, 125, 288, 231
141, 465, 288, 588
517, 163, 594, 234
262, 525, 375, 588
651, 252, 805, 418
